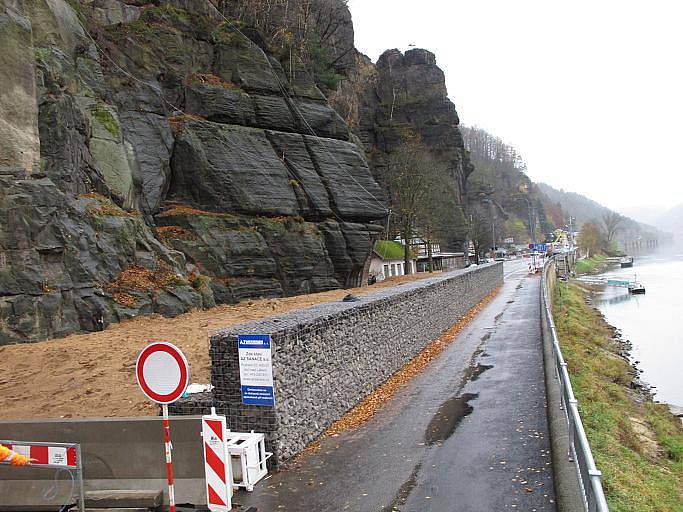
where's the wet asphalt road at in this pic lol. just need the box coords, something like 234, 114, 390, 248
235, 260, 556, 512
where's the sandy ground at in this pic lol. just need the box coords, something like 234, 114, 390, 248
0, 273, 439, 420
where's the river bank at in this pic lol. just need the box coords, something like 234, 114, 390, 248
590, 252, 683, 408
553, 282, 682, 511
575, 254, 611, 274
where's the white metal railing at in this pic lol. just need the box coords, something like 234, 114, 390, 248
541, 257, 609, 512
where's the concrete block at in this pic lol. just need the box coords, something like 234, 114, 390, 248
85, 489, 162, 508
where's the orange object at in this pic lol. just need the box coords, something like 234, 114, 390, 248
0, 445, 30, 466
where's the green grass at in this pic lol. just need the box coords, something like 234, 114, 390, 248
553, 283, 683, 511
575, 254, 608, 274
374, 240, 407, 261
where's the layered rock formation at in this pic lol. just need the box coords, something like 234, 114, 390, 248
1, 0, 475, 344
0, 0, 386, 343
331, 47, 473, 250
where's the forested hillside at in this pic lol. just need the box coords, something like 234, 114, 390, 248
538, 183, 666, 253
461, 127, 553, 253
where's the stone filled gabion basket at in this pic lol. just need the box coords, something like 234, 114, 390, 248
171, 264, 503, 464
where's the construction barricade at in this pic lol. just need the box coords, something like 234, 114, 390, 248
0, 440, 85, 512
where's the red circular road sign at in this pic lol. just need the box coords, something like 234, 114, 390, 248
136, 342, 190, 404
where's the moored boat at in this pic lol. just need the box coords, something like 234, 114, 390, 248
620, 256, 634, 268
628, 282, 646, 294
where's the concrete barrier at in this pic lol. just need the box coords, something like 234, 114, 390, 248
0, 416, 205, 510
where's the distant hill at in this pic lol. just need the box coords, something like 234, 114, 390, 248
536, 183, 615, 227
619, 205, 667, 226
536, 183, 668, 252
656, 203, 683, 233
462, 126, 554, 246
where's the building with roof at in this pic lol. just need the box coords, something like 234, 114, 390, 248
368, 240, 416, 281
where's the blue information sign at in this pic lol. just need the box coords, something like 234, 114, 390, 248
237, 334, 275, 406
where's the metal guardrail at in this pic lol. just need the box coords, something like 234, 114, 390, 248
541, 256, 610, 511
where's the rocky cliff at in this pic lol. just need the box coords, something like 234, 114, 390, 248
0, 0, 473, 344
330, 48, 473, 250
0, 0, 386, 344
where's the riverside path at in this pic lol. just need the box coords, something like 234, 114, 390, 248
235, 259, 556, 512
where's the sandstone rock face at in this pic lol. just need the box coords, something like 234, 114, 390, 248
0, 4, 40, 173
0, 168, 204, 344
0, 0, 386, 343
330, 48, 473, 251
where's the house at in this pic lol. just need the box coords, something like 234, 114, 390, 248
412, 237, 466, 272
368, 240, 417, 281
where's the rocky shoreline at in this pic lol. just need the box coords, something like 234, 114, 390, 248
585, 292, 683, 425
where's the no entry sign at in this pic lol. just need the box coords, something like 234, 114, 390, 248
136, 342, 190, 404
136, 342, 191, 512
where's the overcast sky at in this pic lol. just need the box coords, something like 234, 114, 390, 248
348, 0, 683, 216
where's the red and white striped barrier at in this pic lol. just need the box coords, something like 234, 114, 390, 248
201, 409, 232, 511
0, 440, 85, 512
1, 443, 78, 468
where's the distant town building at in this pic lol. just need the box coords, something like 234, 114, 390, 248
411, 237, 466, 272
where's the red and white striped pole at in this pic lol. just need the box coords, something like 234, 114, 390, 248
162, 403, 176, 512
135, 342, 190, 512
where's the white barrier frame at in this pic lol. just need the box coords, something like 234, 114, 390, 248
226, 431, 272, 492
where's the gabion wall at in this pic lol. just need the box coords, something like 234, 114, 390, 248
172, 263, 503, 463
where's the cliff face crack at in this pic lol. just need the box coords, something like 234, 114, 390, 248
425, 393, 478, 445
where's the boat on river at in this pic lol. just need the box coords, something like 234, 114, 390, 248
620, 256, 634, 268
628, 282, 646, 294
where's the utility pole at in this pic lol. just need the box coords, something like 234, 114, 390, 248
527, 200, 535, 245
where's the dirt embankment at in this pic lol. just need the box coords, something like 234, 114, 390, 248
0, 273, 438, 420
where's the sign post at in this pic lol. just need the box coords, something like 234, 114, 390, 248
237, 334, 275, 406
136, 342, 190, 512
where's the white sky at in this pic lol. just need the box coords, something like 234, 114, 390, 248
348, 0, 683, 215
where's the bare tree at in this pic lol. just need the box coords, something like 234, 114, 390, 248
601, 211, 625, 243
382, 140, 437, 274
469, 210, 492, 264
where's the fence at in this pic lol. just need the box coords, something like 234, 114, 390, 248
541, 255, 609, 511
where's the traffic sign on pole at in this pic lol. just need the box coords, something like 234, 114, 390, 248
136, 342, 190, 512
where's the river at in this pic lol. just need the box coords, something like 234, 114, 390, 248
592, 250, 683, 408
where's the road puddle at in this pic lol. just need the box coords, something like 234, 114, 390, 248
382, 463, 422, 511
425, 393, 479, 445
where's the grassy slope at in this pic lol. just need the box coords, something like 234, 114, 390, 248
575, 254, 608, 274
553, 282, 683, 511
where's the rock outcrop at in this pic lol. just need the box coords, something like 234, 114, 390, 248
331, 48, 473, 251
0, 3, 40, 173
1, 0, 475, 344
0, 0, 386, 344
